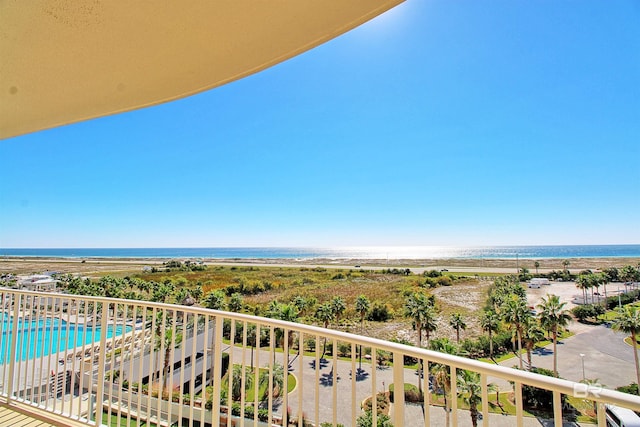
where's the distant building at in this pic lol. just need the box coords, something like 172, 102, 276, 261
16, 274, 58, 292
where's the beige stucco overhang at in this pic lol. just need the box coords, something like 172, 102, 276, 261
0, 0, 403, 140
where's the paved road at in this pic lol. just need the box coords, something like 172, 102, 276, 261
499, 321, 638, 389
224, 342, 594, 427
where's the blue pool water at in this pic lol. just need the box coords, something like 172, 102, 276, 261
0, 315, 130, 363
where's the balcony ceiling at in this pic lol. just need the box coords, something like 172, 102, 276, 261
0, 0, 403, 140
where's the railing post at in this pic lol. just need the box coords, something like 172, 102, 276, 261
94, 301, 110, 423
597, 402, 606, 426
7, 293, 22, 398
553, 390, 562, 426
392, 351, 405, 427
211, 315, 223, 426
514, 381, 524, 427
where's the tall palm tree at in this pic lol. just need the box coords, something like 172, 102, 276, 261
315, 303, 335, 358
422, 305, 438, 348
612, 306, 640, 393
522, 317, 545, 370
231, 364, 253, 401
537, 294, 571, 376
156, 328, 183, 395
534, 261, 540, 275
500, 295, 530, 369
259, 362, 285, 400
355, 295, 370, 369
575, 275, 591, 305
331, 296, 346, 323
457, 370, 486, 427
480, 309, 500, 360
404, 292, 435, 393
449, 313, 467, 343
430, 339, 457, 427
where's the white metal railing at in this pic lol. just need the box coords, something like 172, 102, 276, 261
1, 288, 640, 427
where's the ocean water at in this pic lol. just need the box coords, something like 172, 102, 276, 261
1, 245, 640, 260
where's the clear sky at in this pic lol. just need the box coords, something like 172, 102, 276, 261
1, 0, 639, 248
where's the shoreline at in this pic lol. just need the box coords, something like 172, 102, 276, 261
1, 255, 639, 275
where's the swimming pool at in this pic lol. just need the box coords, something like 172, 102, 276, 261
0, 315, 130, 363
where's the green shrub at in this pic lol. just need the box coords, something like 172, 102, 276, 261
366, 302, 393, 322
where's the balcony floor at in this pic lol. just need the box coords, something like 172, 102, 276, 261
0, 405, 57, 427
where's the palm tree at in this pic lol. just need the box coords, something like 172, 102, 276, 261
404, 292, 435, 393
228, 292, 243, 312
612, 306, 640, 393
534, 261, 540, 275
331, 296, 346, 323
522, 317, 544, 370
203, 290, 226, 310
430, 339, 457, 427
457, 370, 488, 427
575, 275, 590, 305
537, 294, 571, 376
480, 309, 500, 359
231, 364, 253, 401
292, 295, 308, 315
276, 303, 299, 359
156, 328, 183, 395
355, 295, 370, 368
500, 295, 530, 369
315, 303, 335, 357
562, 259, 570, 272
449, 313, 467, 343
422, 305, 438, 348
258, 362, 285, 400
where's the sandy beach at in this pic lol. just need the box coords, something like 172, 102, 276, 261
1, 255, 638, 276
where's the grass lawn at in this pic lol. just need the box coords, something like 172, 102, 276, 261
221, 365, 296, 402
102, 412, 157, 427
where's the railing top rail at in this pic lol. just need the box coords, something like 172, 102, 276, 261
5, 288, 640, 411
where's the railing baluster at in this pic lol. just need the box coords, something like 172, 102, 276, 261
298, 330, 304, 427
126, 304, 138, 427
332, 337, 338, 427
167, 309, 178, 426
371, 345, 377, 427
241, 320, 247, 423
514, 381, 524, 427
451, 365, 458, 427
481, 373, 489, 427
351, 341, 357, 426
94, 301, 109, 425
553, 389, 562, 427
88, 300, 99, 423
178, 310, 188, 427
188, 312, 197, 427
148, 307, 157, 427
227, 319, 235, 427
201, 315, 210, 427
212, 315, 223, 427
268, 325, 275, 426
29, 295, 41, 404
424, 359, 430, 427
253, 322, 261, 426
597, 401, 606, 426
116, 304, 129, 427
314, 334, 320, 427
52, 297, 64, 413
392, 351, 405, 427
0, 291, 7, 396
283, 325, 289, 427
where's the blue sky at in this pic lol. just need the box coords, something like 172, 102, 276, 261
1, 0, 639, 248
